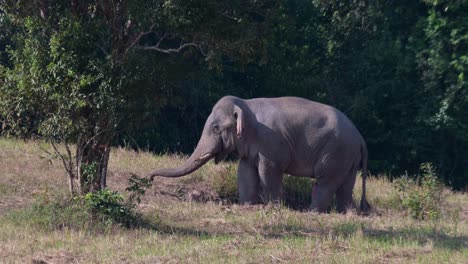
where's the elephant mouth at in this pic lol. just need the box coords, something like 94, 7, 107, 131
214, 151, 229, 164
214, 141, 230, 164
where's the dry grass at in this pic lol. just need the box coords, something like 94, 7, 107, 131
0, 138, 467, 263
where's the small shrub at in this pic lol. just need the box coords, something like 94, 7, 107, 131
393, 163, 445, 220
127, 173, 153, 204
83, 188, 140, 227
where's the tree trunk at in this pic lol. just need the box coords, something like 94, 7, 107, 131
76, 136, 112, 194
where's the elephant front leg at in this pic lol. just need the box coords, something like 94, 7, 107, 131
258, 158, 283, 204
237, 159, 260, 204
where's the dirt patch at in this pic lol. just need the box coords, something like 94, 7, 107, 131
108, 171, 220, 204
154, 182, 219, 203
0, 195, 31, 215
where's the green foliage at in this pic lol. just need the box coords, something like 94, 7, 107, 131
83, 188, 138, 226
394, 163, 445, 220
126, 173, 153, 204
0, 14, 112, 139
415, 0, 468, 188
80, 161, 98, 187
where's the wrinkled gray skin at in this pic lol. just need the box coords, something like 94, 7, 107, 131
148, 96, 370, 213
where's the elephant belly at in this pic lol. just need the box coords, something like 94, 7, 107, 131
285, 157, 316, 178
283, 134, 328, 178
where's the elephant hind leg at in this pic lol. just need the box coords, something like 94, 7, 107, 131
310, 158, 344, 213
310, 182, 335, 213
335, 168, 358, 213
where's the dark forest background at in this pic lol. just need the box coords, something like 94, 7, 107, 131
0, 0, 466, 190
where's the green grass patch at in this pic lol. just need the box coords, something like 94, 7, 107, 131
4, 192, 90, 231
2, 189, 148, 232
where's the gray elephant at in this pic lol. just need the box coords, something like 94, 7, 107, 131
147, 96, 371, 213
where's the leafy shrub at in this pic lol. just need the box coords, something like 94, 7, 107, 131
83, 188, 139, 227
127, 173, 153, 204
81, 162, 98, 190
393, 163, 445, 220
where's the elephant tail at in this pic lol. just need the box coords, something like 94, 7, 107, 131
359, 141, 371, 215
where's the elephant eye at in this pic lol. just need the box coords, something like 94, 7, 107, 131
212, 124, 221, 134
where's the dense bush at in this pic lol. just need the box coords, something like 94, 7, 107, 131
394, 163, 445, 220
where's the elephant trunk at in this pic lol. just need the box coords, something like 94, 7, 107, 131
147, 135, 216, 180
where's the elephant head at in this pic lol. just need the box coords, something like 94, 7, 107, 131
147, 96, 246, 179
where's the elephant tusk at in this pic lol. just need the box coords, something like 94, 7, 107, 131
197, 153, 212, 161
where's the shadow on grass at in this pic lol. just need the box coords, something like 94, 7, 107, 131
144, 218, 467, 251
363, 228, 467, 250
270, 224, 466, 250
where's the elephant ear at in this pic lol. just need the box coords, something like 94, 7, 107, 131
233, 105, 244, 138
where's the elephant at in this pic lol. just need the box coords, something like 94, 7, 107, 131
147, 96, 371, 213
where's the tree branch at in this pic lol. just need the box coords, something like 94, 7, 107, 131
218, 11, 242, 22
138, 42, 207, 56
50, 140, 77, 194
122, 23, 157, 57
124, 24, 207, 57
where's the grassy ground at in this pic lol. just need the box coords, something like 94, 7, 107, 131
0, 138, 466, 263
